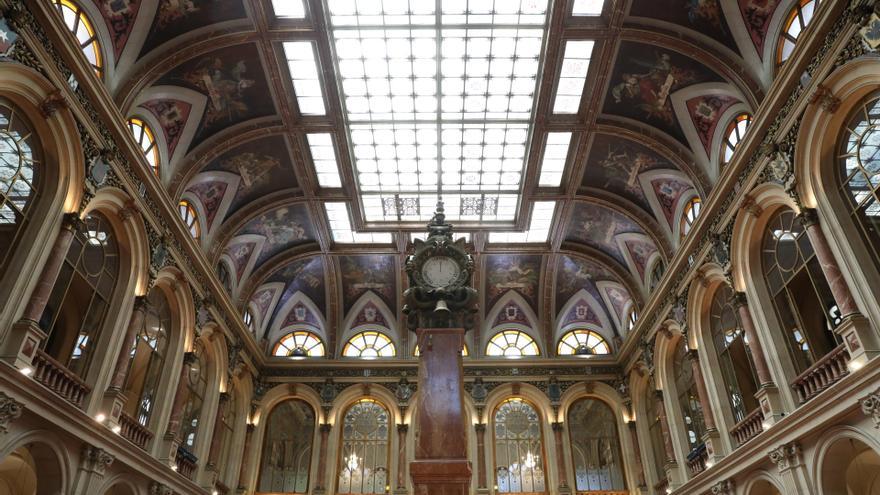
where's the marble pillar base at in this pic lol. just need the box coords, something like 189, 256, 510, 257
1, 319, 46, 370
755, 384, 784, 427
410, 459, 472, 495
837, 313, 879, 369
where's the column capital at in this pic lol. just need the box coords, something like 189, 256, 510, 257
551, 421, 564, 432
247, 423, 256, 433
320, 423, 332, 433
796, 207, 820, 228
474, 422, 486, 434
731, 291, 749, 309
768, 441, 803, 471
710, 479, 735, 495
61, 211, 85, 232
133, 294, 149, 312
653, 389, 666, 402
0, 392, 24, 434
860, 387, 880, 428
685, 348, 700, 362
80, 444, 115, 475
149, 481, 172, 495
217, 391, 230, 406
397, 423, 409, 434
182, 351, 197, 366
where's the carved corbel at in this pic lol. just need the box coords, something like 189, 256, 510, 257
739, 194, 763, 218
860, 387, 880, 428
692, 267, 711, 288
149, 481, 172, 495
0, 392, 23, 433
81, 444, 114, 475
810, 84, 842, 113
39, 89, 67, 118
710, 480, 735, 495
117, 201, 139, 223
768, 441, 803, 471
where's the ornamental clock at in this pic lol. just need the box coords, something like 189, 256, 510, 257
402, 203, 478, 331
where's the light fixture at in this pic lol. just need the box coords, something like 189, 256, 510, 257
95, 413, 106, 423
290, 347, 308, 360
19, 366, 32, 376
346, 452, 360, 471
111, 425, 121, 434
522, 451, 537, 470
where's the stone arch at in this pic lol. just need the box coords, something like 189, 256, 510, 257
0, 63, 85, 332
742, 470, 784, 495
813, 425, 880, 495
0, 429, 72, 495
99, 474, 142, 495
796, 57, 880, 327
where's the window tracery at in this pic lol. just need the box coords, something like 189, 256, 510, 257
722, 113, 751, 166
680, 197, 701, 240
178, 200, 200, 239
337, 399, 389, 495
127, 118, 159, 176
52, 0, 103, 77
258, 399, 315, 493
342, 330, 395, 359
486, 330, 540, 358
557, 329, 610, 356
493, 398, 546, 494
776, 0, 820, 66
673, 340, 705, 450
123, 289, 171, 427
0, 100, 40, 271
180, 342, 208, 451
709, 285, 758, 423
273, 331, 326, 358
567, 398, 626, 491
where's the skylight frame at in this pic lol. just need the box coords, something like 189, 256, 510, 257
324, 0, 552, 227
537, 132, 573, 187
283, 41, 328, 116
306, 133, 344, 188
325, 202, 393, 244
552, 39, 594, 114
488, 200, 556, 243
271, 0, 308, 19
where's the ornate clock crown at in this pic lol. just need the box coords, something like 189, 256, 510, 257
426, 200, 453, 240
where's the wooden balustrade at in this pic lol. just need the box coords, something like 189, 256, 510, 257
175, 446, 198, 480
653, 478, 669, 495
118, 412, 153, 450
730, 407, 764, 446
686, 442, 708, 475
791, 343, 850, 404
32, 349, 90, 408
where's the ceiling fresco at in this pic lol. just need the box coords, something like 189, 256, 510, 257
73, 0, 808, 358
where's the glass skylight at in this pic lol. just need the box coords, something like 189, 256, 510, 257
325, 202, 392, 244
572, 0, 605, 16
283, 42, 325, 116
272, 0, 306, 18
488, 201, 555, 243
306, 133, 342, 187
327, 0, 549, 224
553, 40, 594, 114
537, 132, 572, 187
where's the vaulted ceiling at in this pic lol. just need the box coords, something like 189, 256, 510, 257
79, 0, 802, 359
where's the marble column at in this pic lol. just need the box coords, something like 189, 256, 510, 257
687, 350, 724, 462
551, 422, 570, 492
654, 391, 676, 464
475, 423, 488, 491
396, 424, 409, 491
768, 441, 816, 494
731, 292, 774, 386
314, 423, 332, 493
71, 444, 115, 495
161, 352, 195, 463
410, 327, 472, 495
799, 208, 879, 363
206, 392, 230, 471
236, 423, 256, 491
3, 213, 82, 369
626, 421, 646, 489
101, 296, 148, 424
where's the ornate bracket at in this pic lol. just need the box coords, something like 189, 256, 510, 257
0, 392, 23, 434
860, 387, 880, 428
768, 441, 803, 471
81, 444, 115, 475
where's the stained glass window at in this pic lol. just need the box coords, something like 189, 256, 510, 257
258, 399, 315, 493
776, 0, 820, 66
273, 331, 326, 358
761, 208, 839, 374
486, 330, 539, 358
681, 197, 701, 239
337, 399, 389, 494
722, 113, 751, 166
0, 100, 41, 271
343, 331, 395, 359
178, 200, 200, 239
493, 398, 546, 493
243, 308, 254, 334
625, 308, 638, 333
52, 0, 103, 77
568, 398, 626, 491
41, 212, 119, 378
123, 290, 171, 427
128, 118, 159, 175
557, 329, 610, 356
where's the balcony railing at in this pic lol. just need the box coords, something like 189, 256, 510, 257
653, 478, 669, 495
730, 407, 764, 446
791, 343, 850, 404
686, 442, 708, 475
118, 412, 153, 450
175, 446, 198, 479
32, 349, 90, 408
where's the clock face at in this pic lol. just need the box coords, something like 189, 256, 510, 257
421, 256, 460, 288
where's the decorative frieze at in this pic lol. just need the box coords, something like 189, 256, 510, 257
0, 392, 23, 433
860, 387, 880, 428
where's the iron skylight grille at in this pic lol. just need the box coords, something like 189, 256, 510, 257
326, 0, 549, 224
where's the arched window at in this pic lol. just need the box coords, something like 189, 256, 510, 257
557, 329, 610, 356
650, 260, 665, 291
243, 308, 254, 333
567, 398, 626, 491
273, 331, 326, 358
680, 197, 701, 239
625, 308, 638, 332
493, 398, 546, 493
673, 340, 705, 451
722, 113, 751, 166
709, 284, 759, 423
41, 212, 119, 379
337, 399, 390, 495
646, 388, 667, 482
122, 289, 171, 428
0, 100, 41, 271
762, 208, 839, 374
52, 0, 103, 77
839, 92, 880, 271
127, 118, 159, 176
181, 341, 208, 451
776, 0, 820, 66
258, 399, 315, 493
178, 200, 200, 239
342, 330, 395, 359
486, 330, 540, 358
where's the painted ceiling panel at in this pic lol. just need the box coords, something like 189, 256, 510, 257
629, 0, 740, 54
139, 0, 247, 57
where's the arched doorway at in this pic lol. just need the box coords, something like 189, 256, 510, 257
748, 479, 781, 495
0, 442, 64, 494
820, 437, 880, 495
